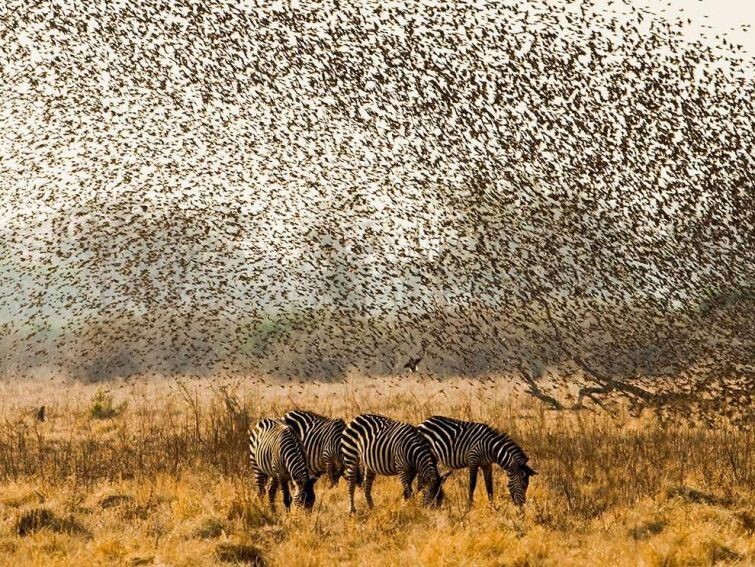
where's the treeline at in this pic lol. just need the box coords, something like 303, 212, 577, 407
2, 288, 750, 381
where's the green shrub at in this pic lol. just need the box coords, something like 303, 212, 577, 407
89, 388, 126, 420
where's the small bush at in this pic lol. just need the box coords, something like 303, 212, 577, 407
15, 507, 88, 537
629, 519, 666, 540
127, 556, 154, 566
192, 516, 226, 539
215, 543, 266, 565
98, 494, 135, 509
735, 510, 755, 534
226, 498, 274, 529
89, 388, 126, 420
666, 486, 728, 507
703, 541, 742, 564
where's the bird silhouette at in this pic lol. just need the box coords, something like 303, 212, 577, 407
404, 356, 423, 374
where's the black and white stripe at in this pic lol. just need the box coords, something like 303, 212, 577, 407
418, 415, 536, 507
341, 414, 448, 513
283, 410, 346, 486
248, 418, 316, 511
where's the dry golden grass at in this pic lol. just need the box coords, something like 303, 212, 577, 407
0, 374, 752, 566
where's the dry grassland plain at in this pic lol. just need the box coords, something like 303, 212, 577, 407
0, 375, 752, 566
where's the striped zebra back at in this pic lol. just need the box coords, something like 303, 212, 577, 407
418, 415, 536, 505
283, 410, 346, 484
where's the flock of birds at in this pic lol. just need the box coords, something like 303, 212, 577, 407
0, 0, 752, 421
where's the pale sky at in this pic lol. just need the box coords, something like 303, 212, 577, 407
0, 0, 751, 379
628, 0, 754, 55
0, 0, 751, 319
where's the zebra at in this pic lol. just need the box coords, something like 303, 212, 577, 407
248, 418, 316, 511
341, 413, 449, 513
283, 410, 346, 486
418, 415, 536, 507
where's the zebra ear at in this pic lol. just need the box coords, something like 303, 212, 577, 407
523, 465, 537, 476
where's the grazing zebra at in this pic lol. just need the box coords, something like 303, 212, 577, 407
418, 416, 536, 507
283, 410, 346, 486
341, 413, 449, 513
248, 418, 316, 511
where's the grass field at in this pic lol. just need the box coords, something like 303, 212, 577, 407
0, 375, 752, 566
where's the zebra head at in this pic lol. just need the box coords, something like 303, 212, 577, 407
327, 462, 346, 487
327, 419, 347, 486
506, 463, 537, 506
421, 470, 452, 508
293, 477, 317, 510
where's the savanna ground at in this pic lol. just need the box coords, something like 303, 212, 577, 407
0, 374, 752, 566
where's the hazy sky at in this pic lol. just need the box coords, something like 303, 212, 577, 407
1, 0, 751, 314
630, 0, 754, 54
0, 0, 751, 379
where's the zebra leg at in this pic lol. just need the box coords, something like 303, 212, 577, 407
254, 471, 268, 499
267, 478, 280, 511
363, 471, 376, 509
400, 469, 416, 500
468, 466, 479, 508
482, 464, 496, 506
347, 467, 358, 514
326, 460, 339, 487
281, 480, 292, 510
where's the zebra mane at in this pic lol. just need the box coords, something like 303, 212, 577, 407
491, 429, 529, 467
355, 413, 394, 426
253, 417, 284, 431
359, 413, 392, 420
289, 409, 328, 420
288, 410, 345, 425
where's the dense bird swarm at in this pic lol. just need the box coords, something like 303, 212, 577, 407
0, 0, 752, 420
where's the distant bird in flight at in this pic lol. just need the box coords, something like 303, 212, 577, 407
404, 356, 423, 373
